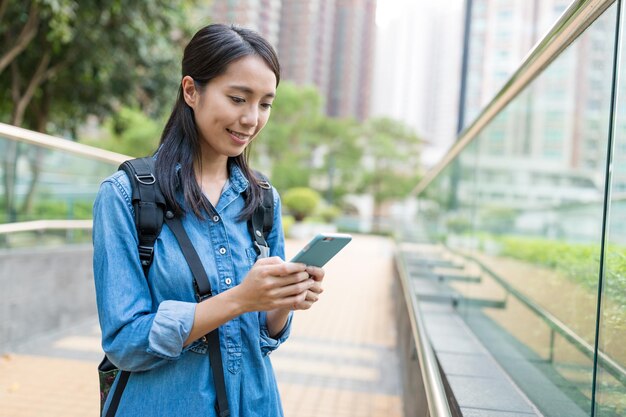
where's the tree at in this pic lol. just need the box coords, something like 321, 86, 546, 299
0, 0, 201, 220
357, 117, 423, 228
254, 82, 364, 201
308, 117, 362, 203
282, 187, 321, 222
254, 82, 323, 191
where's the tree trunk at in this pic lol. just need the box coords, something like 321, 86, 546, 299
3, 141, 20, 222
0, 2, 39, 76
4, 52, 51, 221
21, 90, 50, 215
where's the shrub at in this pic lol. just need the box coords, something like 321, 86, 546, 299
281, 214, 295, 237
282, 187, 321, 222
318, 205, 341, 223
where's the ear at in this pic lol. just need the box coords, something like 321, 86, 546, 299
182, 76, 199, 108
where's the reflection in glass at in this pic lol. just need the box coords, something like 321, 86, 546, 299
417, 5, 620, 416
0, 136, 118, 247
596, 3, 626, 414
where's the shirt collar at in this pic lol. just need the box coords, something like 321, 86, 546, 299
228, 162, 249, 194
164, 153, 248, 194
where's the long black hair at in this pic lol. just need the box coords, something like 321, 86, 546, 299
155, 24, 280, 220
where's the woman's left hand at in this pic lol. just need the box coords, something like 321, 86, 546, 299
293, 266, 325, 310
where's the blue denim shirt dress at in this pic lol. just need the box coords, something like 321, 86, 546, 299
92, 163, 291, 417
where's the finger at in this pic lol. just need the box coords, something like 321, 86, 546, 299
305, 290, 319, 302
274, 290, 309, 310
272, 277, 314, 298
305, 266, 325, 281
254, 256, 284, 266
307, 282, 323, 294
264, 261, 307, 277
269, 271, 310, 287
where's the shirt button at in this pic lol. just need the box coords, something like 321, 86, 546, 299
201, 336, 207, 343
219, 247, 227, 255
212, 215, 220, 222
225, 278, 232, 285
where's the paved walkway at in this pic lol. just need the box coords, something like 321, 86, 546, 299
0, 235, 403, 417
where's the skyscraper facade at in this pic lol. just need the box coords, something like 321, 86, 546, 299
278, 0, 336, 98
211, 0, 376, 121
462, 0, 613, 210
327, 0, 377, 120
210, 0, 282, 47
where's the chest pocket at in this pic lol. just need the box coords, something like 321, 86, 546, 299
245, 246, 260, 267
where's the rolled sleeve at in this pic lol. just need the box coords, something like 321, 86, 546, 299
147, 300, 197, 359
94, 175, 193, 372
258, 311, 293, 355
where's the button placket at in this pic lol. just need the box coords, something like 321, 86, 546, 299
207, 202, 242, 373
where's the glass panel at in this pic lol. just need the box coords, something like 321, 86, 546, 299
418, 5, 618, 416
0, 136, 119, 247
595, 3, 626, 416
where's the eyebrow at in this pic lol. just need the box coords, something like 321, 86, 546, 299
229, 85, 275, 98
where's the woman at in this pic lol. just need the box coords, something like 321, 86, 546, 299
93, 24, 325, 416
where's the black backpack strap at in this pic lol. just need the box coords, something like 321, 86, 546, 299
102, 158, 167, 417
165, 213, 230, 417
104, 370, 130, 417
248, 173, 274, 258
118, 157, 166, 276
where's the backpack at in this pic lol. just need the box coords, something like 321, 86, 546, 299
98, 157, 274, 417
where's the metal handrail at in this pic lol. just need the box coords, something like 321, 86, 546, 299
0, 220, 93, 235
396, 244, 453, 417
0, 122, 130, 234
0, 122, 128, 164
411, 0, 616, 197
453, 249, 626, 387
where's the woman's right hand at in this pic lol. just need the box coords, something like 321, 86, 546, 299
233, 256, 314, 312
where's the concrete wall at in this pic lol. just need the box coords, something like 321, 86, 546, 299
0, 245, 96, 353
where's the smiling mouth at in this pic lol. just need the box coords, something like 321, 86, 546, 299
227, 129, 251, 144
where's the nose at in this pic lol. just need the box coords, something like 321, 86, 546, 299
240, 105, 258, 129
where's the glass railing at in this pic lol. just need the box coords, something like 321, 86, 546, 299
411, 0, 626, 416
0, 123, 127, 248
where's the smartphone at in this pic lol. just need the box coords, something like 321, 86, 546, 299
290, 233, 352, 267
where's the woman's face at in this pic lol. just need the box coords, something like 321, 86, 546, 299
183, 55, 277, 162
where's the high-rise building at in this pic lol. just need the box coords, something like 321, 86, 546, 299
278, 0, 336, 97
211, 0, 376, 121
327, 0, 377, 121
371, 1, 464, 167
462, 0, 612, 210
210, 0, 282, 47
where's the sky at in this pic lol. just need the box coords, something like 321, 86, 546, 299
376, 0, 464, 27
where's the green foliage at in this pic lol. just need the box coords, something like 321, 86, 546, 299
496, 235, 626, 308
281, 214, 295, 237
270, 161, 311, 192
81, 107, 161, 156
282, 187, 321, 222
357, 117, 422, 208
317, 205, 341, 223
29, 199, 93, 220
257, 83, 364, 202
446, 215, 472, 234
479, 206, 517, 235
1, 0, 202, 130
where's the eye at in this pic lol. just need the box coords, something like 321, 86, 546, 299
261, 103, 273, 110
229, 96, 245, 104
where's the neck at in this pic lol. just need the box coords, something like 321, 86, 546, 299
195, 145, 229, 182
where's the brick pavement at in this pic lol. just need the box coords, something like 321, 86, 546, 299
0, 235, 403, 417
